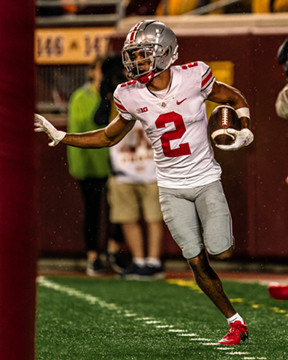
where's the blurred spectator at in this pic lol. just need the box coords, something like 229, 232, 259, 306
194, 0, 251, 14
155, 0, 251, 15
105, 223, 129, 275
36, 0, 64, 16
94, 54, 164, 279
275, 38, 288, 119
252, 0, 288, 12
61, 0, 78, 14
126, 0, 161, 15
109, 123, 164, 279
67, 57, 111, 276
60, 0, 161, 16
60, 0, 116, 15
156, 0, 198, 15
93, 54, 130, 274
94, 55, 127, 127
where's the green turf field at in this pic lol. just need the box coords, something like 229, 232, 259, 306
36, 276, 288, 360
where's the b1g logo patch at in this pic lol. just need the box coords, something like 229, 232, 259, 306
136, 107, 148, 114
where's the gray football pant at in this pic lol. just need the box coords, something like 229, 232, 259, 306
158, 180, 233, 259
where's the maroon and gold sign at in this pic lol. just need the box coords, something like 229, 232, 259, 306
35, 27, 115, 64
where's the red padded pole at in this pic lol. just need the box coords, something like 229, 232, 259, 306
0, 1, 37, 359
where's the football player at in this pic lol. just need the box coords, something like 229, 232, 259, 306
35, 20, 254, 345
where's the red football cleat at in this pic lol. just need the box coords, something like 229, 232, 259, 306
268, 283, 288, 300
218, 321, 248, 345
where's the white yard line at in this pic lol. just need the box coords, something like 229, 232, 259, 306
37, 276, 266, 360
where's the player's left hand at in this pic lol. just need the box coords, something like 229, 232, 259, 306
34, 114, 66, 146
216, 128, 254, 151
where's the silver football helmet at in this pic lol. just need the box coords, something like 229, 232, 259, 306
122, 20, 178, 84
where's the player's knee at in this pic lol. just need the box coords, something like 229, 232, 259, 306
213, 247, 233, 260
210, 242, 234, 260
206, 236, 235, 260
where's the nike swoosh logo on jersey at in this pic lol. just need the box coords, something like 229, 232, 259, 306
176, 98, 187, 105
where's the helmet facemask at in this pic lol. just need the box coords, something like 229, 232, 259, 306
122, 46, 156, 81
122, 21, 178, 84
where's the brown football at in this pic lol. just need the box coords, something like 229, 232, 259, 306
207, 105, 241, 146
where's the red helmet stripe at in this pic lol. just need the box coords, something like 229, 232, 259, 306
129, 31, 136, 44
132, 21, 143, 31
128, 21, 143, 44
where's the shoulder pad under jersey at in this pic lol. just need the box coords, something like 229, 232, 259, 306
181, 62, 198, 70
120, 80, 137, 87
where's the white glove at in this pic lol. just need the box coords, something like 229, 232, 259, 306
216, 128, 254, 151
34, 114, 66, 146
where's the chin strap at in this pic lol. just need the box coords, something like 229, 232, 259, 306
137, 67, 169, 84
137, 71, 155, 84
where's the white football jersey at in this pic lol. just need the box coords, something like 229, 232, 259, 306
113, 61, 222, 188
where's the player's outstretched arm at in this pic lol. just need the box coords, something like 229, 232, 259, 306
34, 114, 135, 148
207, 81, 254, 151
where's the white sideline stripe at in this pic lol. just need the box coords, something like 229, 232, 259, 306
156, 325, 174, 328
37, 277, 176, 333
228, 352, 250, 355
168, 329, 186, 332
202, 343, 222, 346
38, 277, 257, 359
37, 276, 122, 310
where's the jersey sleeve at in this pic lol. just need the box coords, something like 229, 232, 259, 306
113, 85, 135, 121
198, 61, 215, 99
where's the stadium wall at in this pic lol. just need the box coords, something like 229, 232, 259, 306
36, 14, 288, 261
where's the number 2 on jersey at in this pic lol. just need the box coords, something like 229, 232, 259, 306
155, 112, 191, 157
